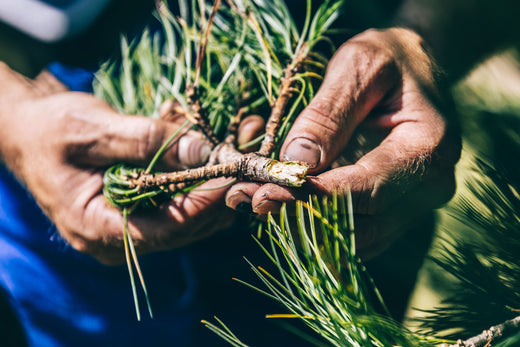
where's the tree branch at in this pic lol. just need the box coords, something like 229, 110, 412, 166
257, 46, 308, 157
133, 143, 308, 191
447, 315, 520, 347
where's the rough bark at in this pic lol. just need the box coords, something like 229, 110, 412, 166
133, 143, 308, 192
447, 315, 520, 347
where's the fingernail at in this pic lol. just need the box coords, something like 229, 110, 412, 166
159, 99, 175, 119
253, 200, 283, 215
283, 137, 321, 168
226, 190, 252, 213
178, 135, 212, 167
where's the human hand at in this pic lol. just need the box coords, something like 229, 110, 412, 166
0, 63, 260, 264
225, 28, 461, 259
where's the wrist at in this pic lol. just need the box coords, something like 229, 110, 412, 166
0, 62, 38, 171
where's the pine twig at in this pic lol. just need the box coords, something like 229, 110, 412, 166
447, 315, 520, 347
257, 47, 307, 157
184, 0, 223, 147
134, 144, 307, 189
186, 86, 220, 146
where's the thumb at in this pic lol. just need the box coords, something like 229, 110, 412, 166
98, 114, 212, 169
61, 93, 212, 169
280, 36, 399, 173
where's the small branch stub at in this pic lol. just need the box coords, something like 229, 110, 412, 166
267, 161, 307, 187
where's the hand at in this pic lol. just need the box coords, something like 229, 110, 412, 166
0, 63, 260, 264
225, 28, 461, 259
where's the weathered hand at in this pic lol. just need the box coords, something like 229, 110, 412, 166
226, 28, 461, 259
0, 63, 246, 265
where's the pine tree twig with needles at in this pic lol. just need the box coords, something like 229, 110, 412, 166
99, 0, 342, 208
415, 157, 520, 345
95, 0, 342, 321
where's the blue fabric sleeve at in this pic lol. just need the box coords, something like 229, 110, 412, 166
46, 62, 95, 92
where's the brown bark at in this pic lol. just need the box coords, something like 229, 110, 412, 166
186, 86, 220, 146
133, 143, 308, 192
257, 44, 308, 157
447, 315, 520, 347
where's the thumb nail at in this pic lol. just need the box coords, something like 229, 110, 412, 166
177, 134, 212, 167
283, 137, 321, 168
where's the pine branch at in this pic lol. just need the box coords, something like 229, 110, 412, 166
99, 0, 336, 209
415, 158, 520, 340
205, 194, 441, 346
257, 46, 307, 157
185, 85, 220, 146
185, 0, 222, 146
134, 144, 307, 190
95, 0, 343, 331
447, 315, 520, 347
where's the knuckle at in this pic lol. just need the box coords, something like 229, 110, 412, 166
137, 120, 165, 162
347, 165, 382, 215
343, 30, 394, 63
68, 236, 90, 254
300, 103, 343, 136
60, 221, 98, 255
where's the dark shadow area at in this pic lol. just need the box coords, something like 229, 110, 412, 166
0, 289, 27, 347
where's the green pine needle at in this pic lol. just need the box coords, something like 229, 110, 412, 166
208, 193, 435, 346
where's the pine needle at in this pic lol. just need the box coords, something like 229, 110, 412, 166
123, 208, 141, 321
126, 227, 154, 319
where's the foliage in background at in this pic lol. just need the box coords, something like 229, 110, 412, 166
417, 158, 520, 340
413, 49, 520, 346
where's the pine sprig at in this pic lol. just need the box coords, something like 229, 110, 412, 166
94, 0, 341, 322
207, 194, 440, 346
96, 0, 335, 208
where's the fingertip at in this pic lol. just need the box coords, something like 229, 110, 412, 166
251, 184, 296, 215
237, 115, 265, 152
252, 199, 283, 215
175, 131, 213, 168
225, 182, 261, 212
282, 136, 322, 169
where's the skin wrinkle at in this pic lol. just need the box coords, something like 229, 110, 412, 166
302, 101, 345, 135
62, 113, 105, 163
139, 120, 159, 165
353, 162, 381, 215
329, 43, 389, 122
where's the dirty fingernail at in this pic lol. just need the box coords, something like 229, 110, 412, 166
226, 190, 252, 212
283, 137, 321, 168
253, 200, 283, 215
